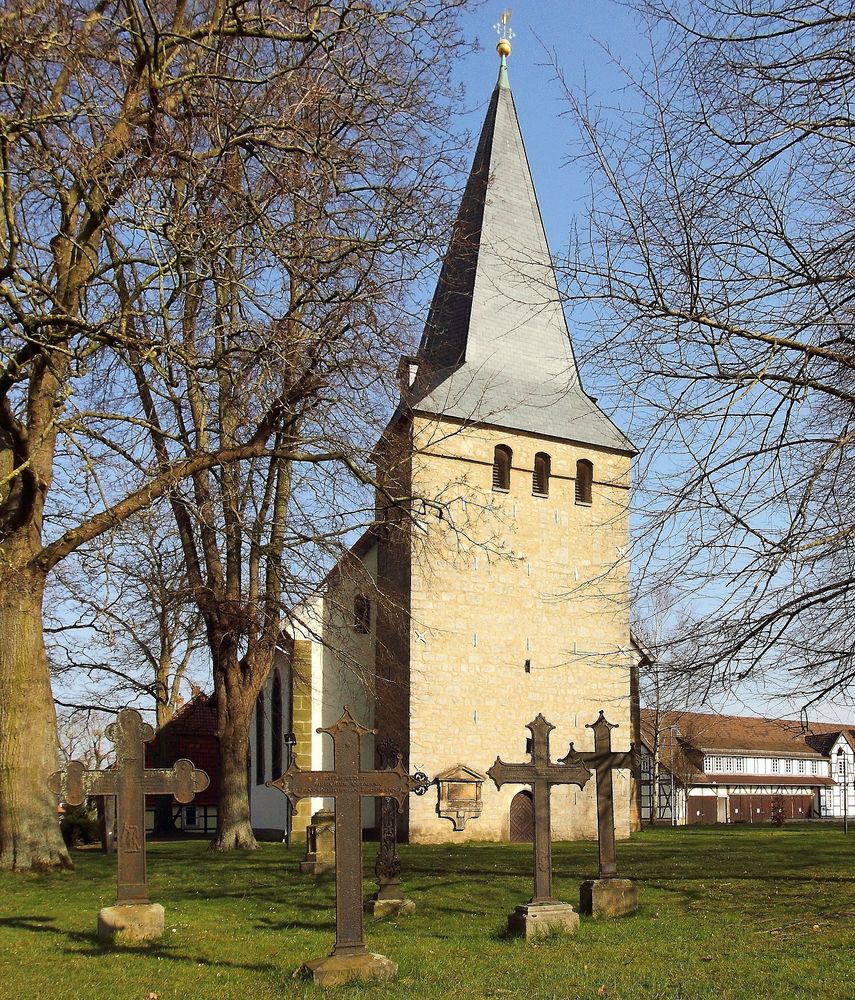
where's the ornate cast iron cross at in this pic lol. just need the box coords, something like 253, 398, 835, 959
267, 708, 427, 958
488, 715, 591, 904
48, 708, 209, 904
578, 711, 637, 878
374, 739, 429, 900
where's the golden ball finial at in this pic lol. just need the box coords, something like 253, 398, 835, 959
494, 10, 514, 60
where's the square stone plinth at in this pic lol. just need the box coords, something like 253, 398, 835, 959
300, 952, 398, 987
507, 901, 580, 939
579, 878, 638, 918
366, 896, 416, 919
299, 860, 335, 875
97, 903, 165, 944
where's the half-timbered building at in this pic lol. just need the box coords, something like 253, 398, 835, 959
639, 710, 854, 825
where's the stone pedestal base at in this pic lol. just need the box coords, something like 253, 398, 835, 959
507, 901, 580, 939
299, 860, 334, 875
97, 903, 165, 944
579, 878, 638, 918
300, 952, 397, 987
366, 896, 416, 919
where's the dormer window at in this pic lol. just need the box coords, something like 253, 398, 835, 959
532, 452, 550, 497
492, 445, 512, 492
575, 459, 593, 504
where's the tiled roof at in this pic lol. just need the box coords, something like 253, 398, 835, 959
145, 693, 219, 804
640, 709, 844, 757
407, 65, 633, 454
157, 692, 218, 737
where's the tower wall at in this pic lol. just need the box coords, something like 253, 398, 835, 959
403, 414, 633, 843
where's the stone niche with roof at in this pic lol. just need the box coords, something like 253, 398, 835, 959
434, 764, 488, 831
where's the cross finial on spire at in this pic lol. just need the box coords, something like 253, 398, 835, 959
494, 9, 515, 59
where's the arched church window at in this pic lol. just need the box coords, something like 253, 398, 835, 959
575, 459, 593, 505
354, 594, 371, 634
533, 452, 550, 497
492, 445, 512, 492
271, 670, 283, 778
255, 688, 266, 785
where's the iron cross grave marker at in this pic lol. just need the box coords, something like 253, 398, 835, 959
578, 711, 637, 878
371, 739, 429, 912
488, 714, 591, 904
267, 707, 427, 963
48, 708, 209, 904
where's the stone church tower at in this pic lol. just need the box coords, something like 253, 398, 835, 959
250, 50, 636, 845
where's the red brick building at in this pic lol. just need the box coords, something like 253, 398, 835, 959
144, 693, 219, 835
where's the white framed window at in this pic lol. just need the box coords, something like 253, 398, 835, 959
724, 756, 733, 771
811, 760, 818, 775
771, 758, 780, 774
798, 759, 805, 774
785, 759, 793, 774
734, 757, 744, 772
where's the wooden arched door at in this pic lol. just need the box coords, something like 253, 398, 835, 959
509, 790, 534, 842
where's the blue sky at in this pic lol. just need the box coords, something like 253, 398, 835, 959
447, 6, 854, 725
453, 3, 647, 263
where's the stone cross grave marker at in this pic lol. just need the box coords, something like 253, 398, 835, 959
48, 707, 209, 942
267, 707, 427, 986
487, 714, 591, 937
578, 711, 639, 917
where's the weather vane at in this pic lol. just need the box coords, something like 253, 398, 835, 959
494, 9, 515, 58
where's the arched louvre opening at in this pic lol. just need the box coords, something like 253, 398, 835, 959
492, 445, 512, 491
354, 594, 371, 634
271, 670, 283, 778
533, 452, 551, 496
575, 459, 593, 504
255, 688, 265, 785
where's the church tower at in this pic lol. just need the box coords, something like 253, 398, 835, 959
373, 37, 636, 842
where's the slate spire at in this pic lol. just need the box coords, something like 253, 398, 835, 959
408, 49, 633, 454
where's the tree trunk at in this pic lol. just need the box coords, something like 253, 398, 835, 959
210, 672, 258, 852
0, 561, 71, 869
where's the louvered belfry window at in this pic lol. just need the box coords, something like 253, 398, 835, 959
575, 459, 593, 504
533, 452, 550, 496
492, 445, 512, 491
354, 594, 371, 634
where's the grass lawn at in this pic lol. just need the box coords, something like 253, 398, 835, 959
1, 824, 853, 999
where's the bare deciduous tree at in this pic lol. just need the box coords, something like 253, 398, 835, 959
48, 512, 204, 727
0, 0, 471, 870
562, 0, 855, 713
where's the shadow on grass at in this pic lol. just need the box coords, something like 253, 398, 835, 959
0, 913, 277, 973
253, 915, 336, 932
0, 915, 57, 932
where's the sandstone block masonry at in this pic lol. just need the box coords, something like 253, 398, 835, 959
375, 414, 633, 844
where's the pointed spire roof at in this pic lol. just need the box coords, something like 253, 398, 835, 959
407, 58, 633, 454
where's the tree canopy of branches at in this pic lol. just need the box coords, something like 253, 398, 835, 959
565, 0, 855, 711
48, 511, 204, 727
0, 0, 471, 870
